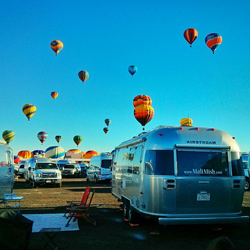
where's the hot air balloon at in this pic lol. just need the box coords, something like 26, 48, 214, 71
45, 146, 65, 159
83, 150, 100, 163
32, 150, 45, 157
133, 95, 152, 107
78, 70, 89, 83
105, 119, 111, 126
22, 104, 36, 121
51, 92, 58, 100
180, 118, 193, 127
183, 28, 198, 47
14, 155, 21, 164
50, 40, 63, 55
73, 135, 83, 147
37, 131, 48, 145
65, 149, 82, 159
2, 130, 15, 144
55, 135, 62, 143
18, 150, 33, 159
205, 33, 222, 54
128, 65, 137, 77
134, 104, 154, 130
103, 127, 109, 134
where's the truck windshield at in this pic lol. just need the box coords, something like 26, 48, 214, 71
144, 150, 174, 175
35, 163, 58, 170
177, 150, 229, 177
101, 160, 111, 169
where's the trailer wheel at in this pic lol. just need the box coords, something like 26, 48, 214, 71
245, 178, 250, 191
123, 199, 129, 220
128, 207, 139, 224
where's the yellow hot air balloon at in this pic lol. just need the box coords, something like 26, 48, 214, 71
2, 130, 15, 144
22, 104, 36, 121
180, 118, 193, 126
50, 40, 63, 55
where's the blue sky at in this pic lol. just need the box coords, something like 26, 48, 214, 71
1, 0, 250, 155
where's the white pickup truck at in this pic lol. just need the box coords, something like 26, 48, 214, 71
24, 157, 62, 188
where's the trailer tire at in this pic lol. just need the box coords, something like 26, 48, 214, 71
128, 206, 140, 224
123, 199, 129, 220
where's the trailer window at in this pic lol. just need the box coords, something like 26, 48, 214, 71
101, 160, 112, 169
231, 152, 244, 176
177, 150, 229, 177
144, 150, 174, 175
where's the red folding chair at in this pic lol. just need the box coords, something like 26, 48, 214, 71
64, 187, 90, 217
65, 189, 96, 226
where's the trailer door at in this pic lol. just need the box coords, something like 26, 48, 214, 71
175, 148, 231, 215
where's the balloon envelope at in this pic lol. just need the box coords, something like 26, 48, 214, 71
45, 146, 65, 159
183, 28, 198, 47
103, 127, 109, 134
2, 130, 15, 144
55, 135, 62, 143
205, 33, 222, 54
32, 150, 45, 157
134, 104, 154, 127
83, 150, 100, 161
37, 131, 48, 144
65, 149, 83, 159
128, 65, 137, 76
180, 118, 193, 126
78, 70, 89, 83
50, 40, 63, 55
73, 135, 83, 146
133, 95, 152, 107
105, 119, 111, 126
14, 155, 21, 164
22, 104, 36, 121
51, 92, 58, 99
18, 150, 33, 159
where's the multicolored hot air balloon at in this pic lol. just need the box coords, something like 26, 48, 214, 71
205, 33, 222, 54
103, 127, 109, 134
55, 135, 62, 143
133, 95, 152, 107
32, 150, 45, 157
45, 146, 65, 159
78, 70, 89, 83
105, 119, 111, 126
180, 118, 193, 127
14, 155, 21, 164
73, 135, 83, 147
22, 104, 36, 121
50, 40, 63, 55
37, 131, 48, 145
51, 92, 58, 100
83, 150, 100, 163
134, 104, 154, 130
128, 65, 137, 77
18, 150, 33, 159
2, 130, 15, 144
65, 149, 83, 159
183, 28, 198, 47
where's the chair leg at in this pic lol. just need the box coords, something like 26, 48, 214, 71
65, 216, 73, 227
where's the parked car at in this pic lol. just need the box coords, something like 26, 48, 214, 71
62, 163, 81, 177
79, 163, 88, 177
18, 161, 26, 177
57, 159, 75, 171
87, 153, 112, 183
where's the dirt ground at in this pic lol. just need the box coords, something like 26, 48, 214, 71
3, 177, 250, 250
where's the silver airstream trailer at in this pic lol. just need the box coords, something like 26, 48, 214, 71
111, 125, 249, 225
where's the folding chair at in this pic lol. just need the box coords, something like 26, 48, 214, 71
65, 189, 96, 227
63, 187, 90, 217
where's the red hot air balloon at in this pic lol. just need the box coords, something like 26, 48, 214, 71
51, 92, 58, 100
37, 131, 48, 145
134, 104, 154, 130
183, 28, 198, 47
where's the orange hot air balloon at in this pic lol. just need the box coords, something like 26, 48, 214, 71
18, 150, 33, 159
133, 95, 152, 107
180, 118, 193, 126
83, 150, 100, 163
51, 92, 58, 99
134, 104, 154, 130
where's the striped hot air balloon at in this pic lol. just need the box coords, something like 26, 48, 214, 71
183, 28, 198, 47
22, 104, 36, 121
133, 95, 152, 107
180, 118, 193, 127
73, 135, 83, 147
205, 33, 222, 54
50, 40, 63, 55
2, 130, 15, 144
45, 146, 65, 159
78, 70, 89, 83
134, 104, 154, 130
37, 131, 48, 145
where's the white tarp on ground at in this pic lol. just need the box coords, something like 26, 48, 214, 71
24, 213, 79, 232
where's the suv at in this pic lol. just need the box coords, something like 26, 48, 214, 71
24, 157, 62, 188
87, 153, 112, 183
79, 163, 88, 178
18, 161, 26, 177
62, 163, 81, 177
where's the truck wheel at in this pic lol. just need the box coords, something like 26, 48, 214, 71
245, 179, 250, 191
128, 207, 139, 224
123, 199, 129, 220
